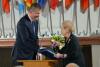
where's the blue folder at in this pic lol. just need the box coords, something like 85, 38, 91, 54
38, 47, 56, 59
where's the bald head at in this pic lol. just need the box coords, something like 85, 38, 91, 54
66, 63, 79, 67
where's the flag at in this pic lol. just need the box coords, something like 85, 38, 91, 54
42, 1, 49, 17
24, 0, 36, 8
15, 0, 25, 14
50, 0, 59, 10
94, 0, 99, 11
18, 3, 24, 14
65, 0, 73, 10
2, 0, 10, 14
38, 0, 47, 8
80, 0, 89, 13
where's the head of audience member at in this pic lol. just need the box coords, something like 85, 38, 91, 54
66, 63, 79, 67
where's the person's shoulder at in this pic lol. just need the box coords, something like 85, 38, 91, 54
71, 34, 77, 38
71, 34, 79, 41
70, 34, 80, 46
17, 14, 28, 25
20, 14, 28, 22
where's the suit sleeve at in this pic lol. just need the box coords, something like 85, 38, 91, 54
58, 36, 85, 66
59, 36, 81, 59
64, 37, 81, 62
67, 37, 81, 59
17, 22, 39, 51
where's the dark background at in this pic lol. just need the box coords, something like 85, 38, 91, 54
0, 45, 92, 67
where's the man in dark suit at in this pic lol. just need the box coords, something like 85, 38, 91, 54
11, 3, 41, 66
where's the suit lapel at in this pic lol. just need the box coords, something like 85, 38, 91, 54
24, 15, 34, 34
24, 14, 38, 35
34, 20, 38, 35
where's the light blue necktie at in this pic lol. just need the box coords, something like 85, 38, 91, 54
32, 22, 36, 35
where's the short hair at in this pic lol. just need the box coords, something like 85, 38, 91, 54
61, 20, 75, 32
27, 3, 41, 12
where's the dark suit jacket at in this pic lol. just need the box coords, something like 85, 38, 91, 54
56, 34, 85, 67
11, 14, 39, 65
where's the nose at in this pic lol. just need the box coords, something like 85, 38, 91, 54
37, 13, 40, 15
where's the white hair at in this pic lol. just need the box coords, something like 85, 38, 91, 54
66, 63, 79, 67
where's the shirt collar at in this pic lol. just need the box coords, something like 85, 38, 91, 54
28, 14, 33, 22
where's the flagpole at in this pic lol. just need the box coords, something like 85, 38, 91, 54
38, 17, 41, 36
62, 0, 64, 22
47, 12, 50, 33
48, 0, 53, 35
72, 0, 79, 35
46, 1, 51, 34
1, 0, 5, 38
11, 3, 14, 37
85, 14, 88, 35
85, 0, 91, 36
57, 1, 62, 29
75, 0, 78, 35
97, 0, 100, 28
0, 0, 2, 37
85, 15, 89, 35
24, 4, 27, 14
12, 0, 16, 35
87, 0, 91, 35
59, 0, 64, 29
59, 6, 62, 28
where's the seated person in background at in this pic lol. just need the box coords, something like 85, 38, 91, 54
54, 20, 85, 67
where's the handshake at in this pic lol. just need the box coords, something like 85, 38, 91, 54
38, 47, 67, 59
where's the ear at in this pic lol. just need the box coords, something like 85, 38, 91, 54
30, 10, 33, 13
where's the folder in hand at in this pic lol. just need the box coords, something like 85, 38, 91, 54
38, 47, 56, 59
